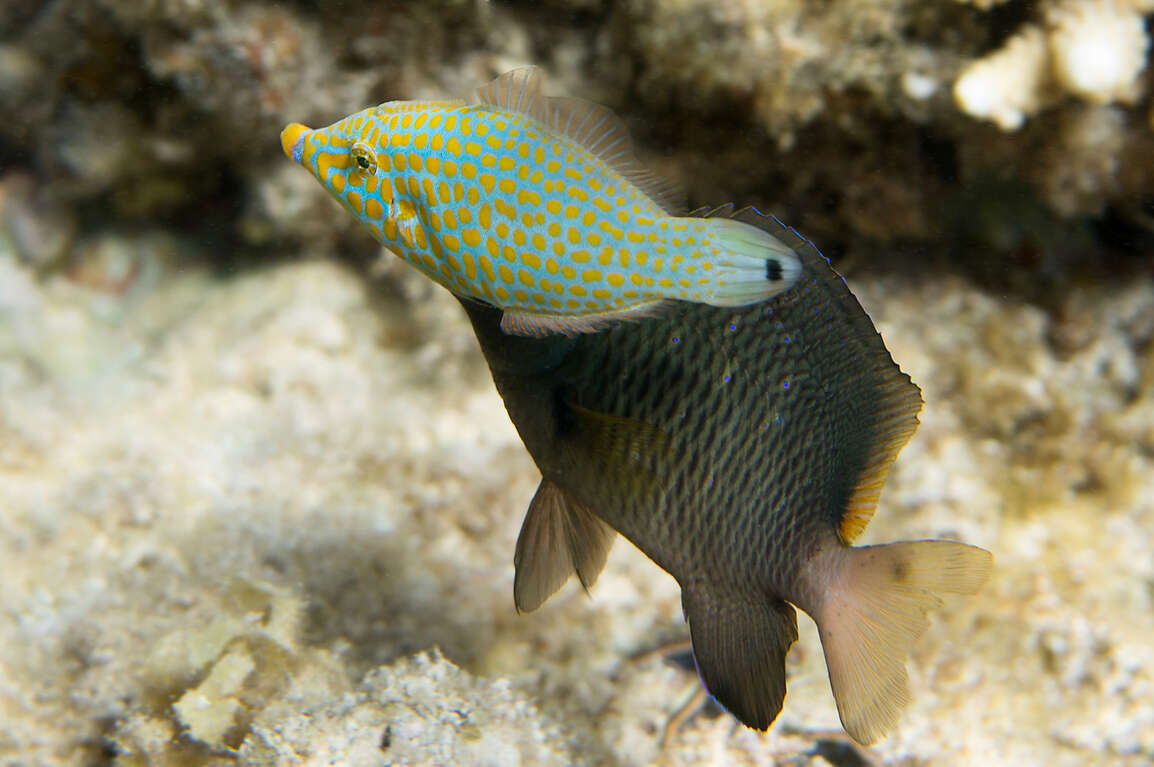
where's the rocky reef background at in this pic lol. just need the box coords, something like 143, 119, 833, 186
1, 1, 1152, 765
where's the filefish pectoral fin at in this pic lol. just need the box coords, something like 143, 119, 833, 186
513, 479, 617, 613
680, 578, 799, 731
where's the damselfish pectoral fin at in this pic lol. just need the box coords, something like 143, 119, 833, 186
566, 399, 672, 471
513, 479, 617, 613
681, 579, 799, 731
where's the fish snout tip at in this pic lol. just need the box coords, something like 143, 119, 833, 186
280, 123, 311, 164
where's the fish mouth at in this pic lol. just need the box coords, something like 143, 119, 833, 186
280, 123, 311, 164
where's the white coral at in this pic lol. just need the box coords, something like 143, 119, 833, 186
955, 0, 1151, 131
1048, 0, 1149, 105
954, 25, 1051, 131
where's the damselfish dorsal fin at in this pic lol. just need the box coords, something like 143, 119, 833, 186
475, 67, 684, 214
699, 205, 923, 543
513, 478, 617, 612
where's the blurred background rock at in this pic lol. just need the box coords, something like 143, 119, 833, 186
2, 0, 1151, 293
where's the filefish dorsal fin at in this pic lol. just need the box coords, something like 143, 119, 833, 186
681, 579, 799, 730
513, 479, 617, 612
475, 67, 549, 123
702, 205, 923, 544
476, 67, 685, 214
547, 96, 684, 213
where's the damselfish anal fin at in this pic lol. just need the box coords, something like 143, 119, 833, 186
681, 579, 799, 731
813, 541, 993, 745
513, 479, 616, 613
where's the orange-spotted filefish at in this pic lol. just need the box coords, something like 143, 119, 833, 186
281, 68, 801, 337
459, 207, 992, 744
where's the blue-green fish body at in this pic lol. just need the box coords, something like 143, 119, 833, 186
281, 69, 800, 336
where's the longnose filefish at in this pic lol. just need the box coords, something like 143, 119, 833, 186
281, 68, 801, 336
460, 206, 992, 744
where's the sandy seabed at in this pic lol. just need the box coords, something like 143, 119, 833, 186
2, 232, 1152, 766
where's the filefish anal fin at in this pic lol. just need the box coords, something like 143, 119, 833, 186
513, 479, 617, 613
500, 299, 671, 338
681, 578, 799, 731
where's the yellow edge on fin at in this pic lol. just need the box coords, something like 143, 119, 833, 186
838, 380, 923, 543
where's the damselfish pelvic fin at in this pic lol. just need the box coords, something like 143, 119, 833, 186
513, 479, 617, 612
681, 579, 800, 730
813, 541, 993, 745
476, 67, 685, 215
500, 298, 672, 337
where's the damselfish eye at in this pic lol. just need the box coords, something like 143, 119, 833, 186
351, 140, 378, 175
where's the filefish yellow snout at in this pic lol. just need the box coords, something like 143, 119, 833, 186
281, 122, 310, 165
281, 68, 802, 336
461, 207, 992, 745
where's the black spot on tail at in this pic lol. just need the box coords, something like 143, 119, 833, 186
892, 558, 908, 582
766, 258, 784, 282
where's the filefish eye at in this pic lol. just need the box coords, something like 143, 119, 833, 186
351, 140, 378, 175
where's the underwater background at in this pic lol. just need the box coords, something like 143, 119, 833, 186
1, 1, 1152, 765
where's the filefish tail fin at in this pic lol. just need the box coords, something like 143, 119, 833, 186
693, 217, 803, 306
681, 579, 799, 731
513, 479, 617, 612
813, 541, 993, 745
501, 299, 672, 337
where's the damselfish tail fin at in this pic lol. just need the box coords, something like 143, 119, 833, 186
681, 579, 799, 730
694, 216, 802, 306
813, 541, 993, 744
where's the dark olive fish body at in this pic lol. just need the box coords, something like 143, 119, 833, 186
461, 209, 991, 743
